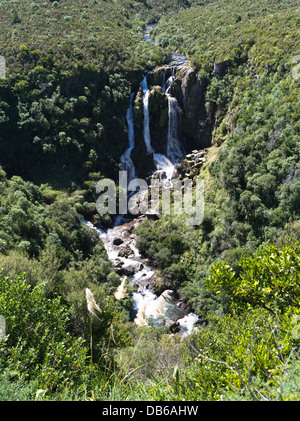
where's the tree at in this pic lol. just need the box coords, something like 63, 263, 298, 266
206, 242, 300, 313
10, 9, 20, 24
0, 271, 89, 396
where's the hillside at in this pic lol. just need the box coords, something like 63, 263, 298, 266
0, 0, 192, 186
0, 0, 300, 402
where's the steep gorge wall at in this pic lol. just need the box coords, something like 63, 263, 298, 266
148, 86, 169, 155
169, 66, 215, 152
130, 64, 216, 178
147, 65, 216, 152
130, 87, 156, 178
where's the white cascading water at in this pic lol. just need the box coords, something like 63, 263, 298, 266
166, 96, 183, 162
120, 92, 136, 183
141, 74, 176, 181
178, 313, 199, 335
141, 75, 153, 155
164, 69, 184, 163
83, 205, 197, 334
82, 27, 199, 336
162, 69, 166, 93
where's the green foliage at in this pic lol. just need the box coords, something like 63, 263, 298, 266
10, 9, 21, 24
152, 0, 299, 71
0, 0, 182, 187
0, 271, 89, 396
0, 267, 132, 399
0, 69, 132, 186
180, 307, 300, 401
135, 217, 191, 289
114, 307, 300, 401
0, 370, 36, 401
0, 170, 103, 262
116, 326, 191, 380
0, 0, 299, 402
207, 242, 300, 313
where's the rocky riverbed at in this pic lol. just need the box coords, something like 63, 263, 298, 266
84, 213, 200, 336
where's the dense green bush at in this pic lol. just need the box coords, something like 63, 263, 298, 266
0, 0, 299, 402
0, 370, 36, 401
207, 241, 300, 313
135, 0, 300, 322
0, 169, 103, 261
0, 272, 89, 396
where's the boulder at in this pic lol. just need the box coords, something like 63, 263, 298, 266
146, 211, 160, 221
91, 214, 102, 227
165, 319, 180, 333
176, 149, 208, 179
113, 238, 124, 246
114, 258, 124, 267
118, 245, 134, 258
176, 300, 189, 311
161, 290, 176, 301
121, 265, 135, 276
135, 263, 144, 272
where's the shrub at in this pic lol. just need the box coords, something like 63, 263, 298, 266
0, 271, 89, 396
10, 9, 21, 24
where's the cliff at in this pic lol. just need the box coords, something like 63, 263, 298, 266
169, 66, 215, 151
130, 63, 218, 178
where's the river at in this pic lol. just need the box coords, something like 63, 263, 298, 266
84, 25, 199, 336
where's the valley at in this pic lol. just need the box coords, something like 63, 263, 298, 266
0, 0, 299, 402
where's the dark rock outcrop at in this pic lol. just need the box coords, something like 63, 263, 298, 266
147, 66, 173, 89
170, 66, 215, 151
177, 149, 208, 179
148, 86, 169, 155
213, 61, 225, 79
130, 63, 217, 178
118, 245, 134, 258
165, 319, 180, 333
113, 238, 124, 246
131, 88, 156, 179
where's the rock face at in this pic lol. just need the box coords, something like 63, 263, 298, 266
213, 61, 225, 79
147, 66, 173, 88
130, 63, 216, 179
169, 66, 215, 152
131, 87, 156, 179
177, 149, 208, 179
161, 289, 177, 301
146, 64, 213, 159
148, 86, 169, 155
165, 319, 180, 333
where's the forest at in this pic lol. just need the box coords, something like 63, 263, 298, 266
0, 0, 300, 402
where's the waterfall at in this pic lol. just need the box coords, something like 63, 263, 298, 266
141, 74, 175, 180
165, 67, 175, 94
178, 313, 199, 335
82, 28, 199, 336
162, 69, 166, 92
83, 218, 198, 334
120, 93, 136, 183
163, 69, 184, 163
166, 96, 183, 162
141, 76, 153, 154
